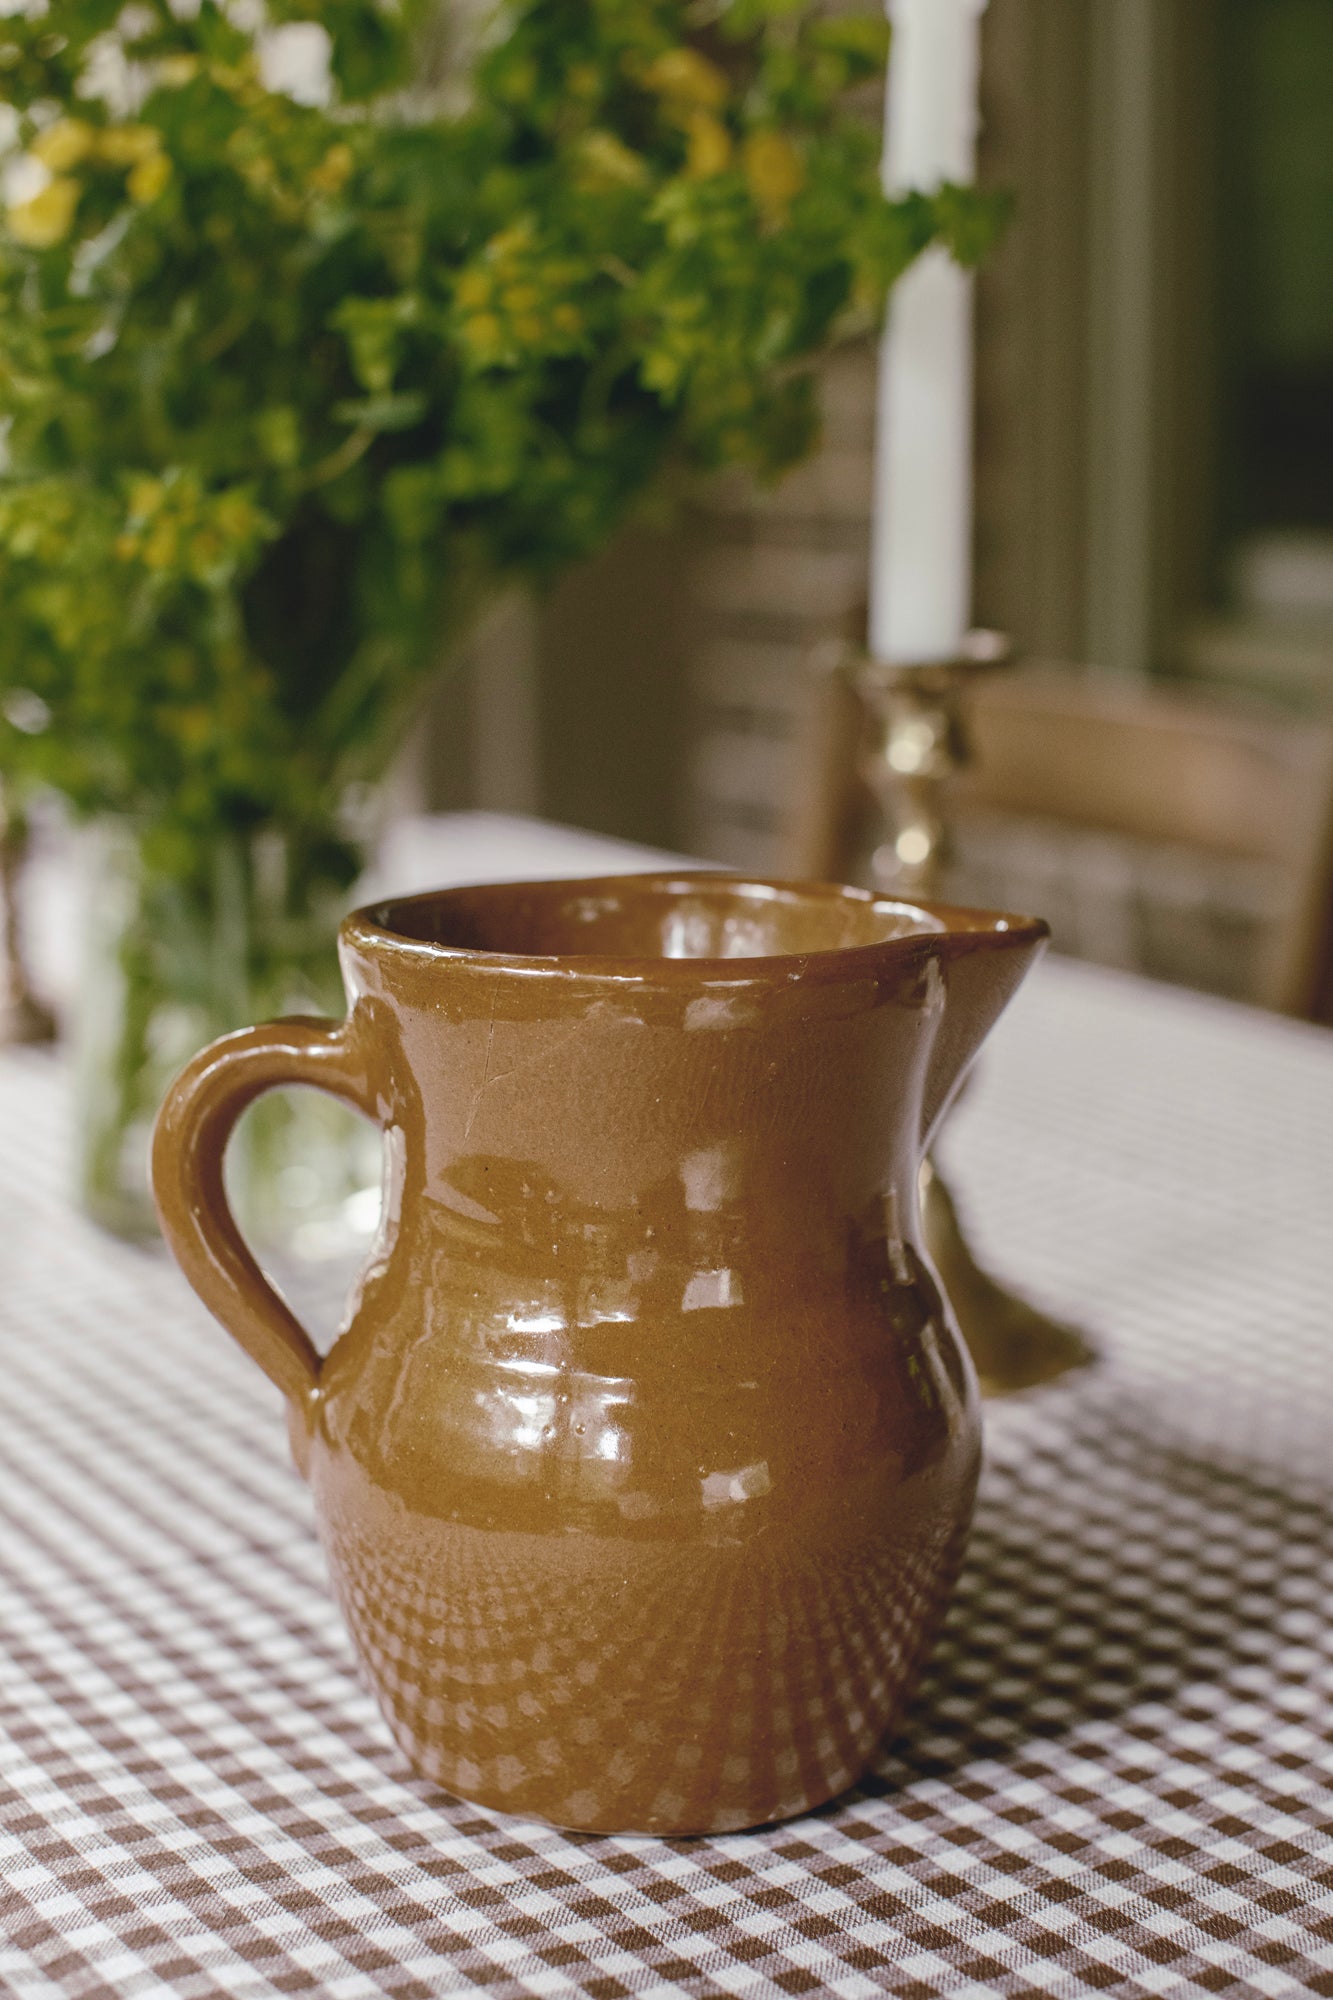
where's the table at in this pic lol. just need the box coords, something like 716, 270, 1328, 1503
3, 815, 1331, 1999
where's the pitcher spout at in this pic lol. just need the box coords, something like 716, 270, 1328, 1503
918, 908, 1050, 1151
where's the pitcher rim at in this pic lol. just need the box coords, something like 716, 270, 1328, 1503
342, 873, 1049, 987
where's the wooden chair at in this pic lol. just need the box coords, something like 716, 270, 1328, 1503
787, 650, 1333, 1019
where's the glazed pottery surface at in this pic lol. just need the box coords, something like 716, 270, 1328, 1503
152, 874, 1047, 1834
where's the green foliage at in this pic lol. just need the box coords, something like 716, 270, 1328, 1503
0, 0, 1005, 885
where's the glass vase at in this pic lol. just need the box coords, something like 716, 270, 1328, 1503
73, 821, 380, 1254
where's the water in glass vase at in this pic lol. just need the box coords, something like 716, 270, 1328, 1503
73, 821, 380, 1257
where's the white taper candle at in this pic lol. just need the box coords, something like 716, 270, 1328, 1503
869, 0, 988, 664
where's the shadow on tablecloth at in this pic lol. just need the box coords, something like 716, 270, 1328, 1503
857, 1380, 1330, 1795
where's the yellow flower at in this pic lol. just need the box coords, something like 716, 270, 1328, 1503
684, 112, 732, 179
141, 520, 180, 570
31, 119, 95, 172
188, 528, 223, 572
127, 151, 173, 205
96, 124, 161, 167
214, 494, 258, 540
157, 56, 200, 88
642, 48, 729, 109
455, 269, 492, 310
7, 177, 80, 248
502, 283, 541, 314
743, 130, 804, 216
552, 303, 583, 338
211, 58, 261, 101
173, 706, 214, 747
460, 313, 505, 360
236, 150, 276, 193
127, 476, 164, 520
498, 56, 537, 106
489, 221, 536, 262
310, 143, 354, 195
576, 130, 648, 189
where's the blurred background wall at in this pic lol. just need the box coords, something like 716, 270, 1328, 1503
423, 0, 1333, 1011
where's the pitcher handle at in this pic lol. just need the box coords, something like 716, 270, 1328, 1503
151, 1017, 378, 1446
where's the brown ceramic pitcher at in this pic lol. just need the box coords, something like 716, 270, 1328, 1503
152, 873, 1046, 1834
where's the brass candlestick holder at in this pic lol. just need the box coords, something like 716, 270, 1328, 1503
855, 633, 1092, 1396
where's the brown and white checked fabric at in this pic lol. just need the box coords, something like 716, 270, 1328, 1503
2, 953, 1332, 2000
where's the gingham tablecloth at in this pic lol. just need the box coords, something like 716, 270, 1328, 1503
3, 856, 1332, 1996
